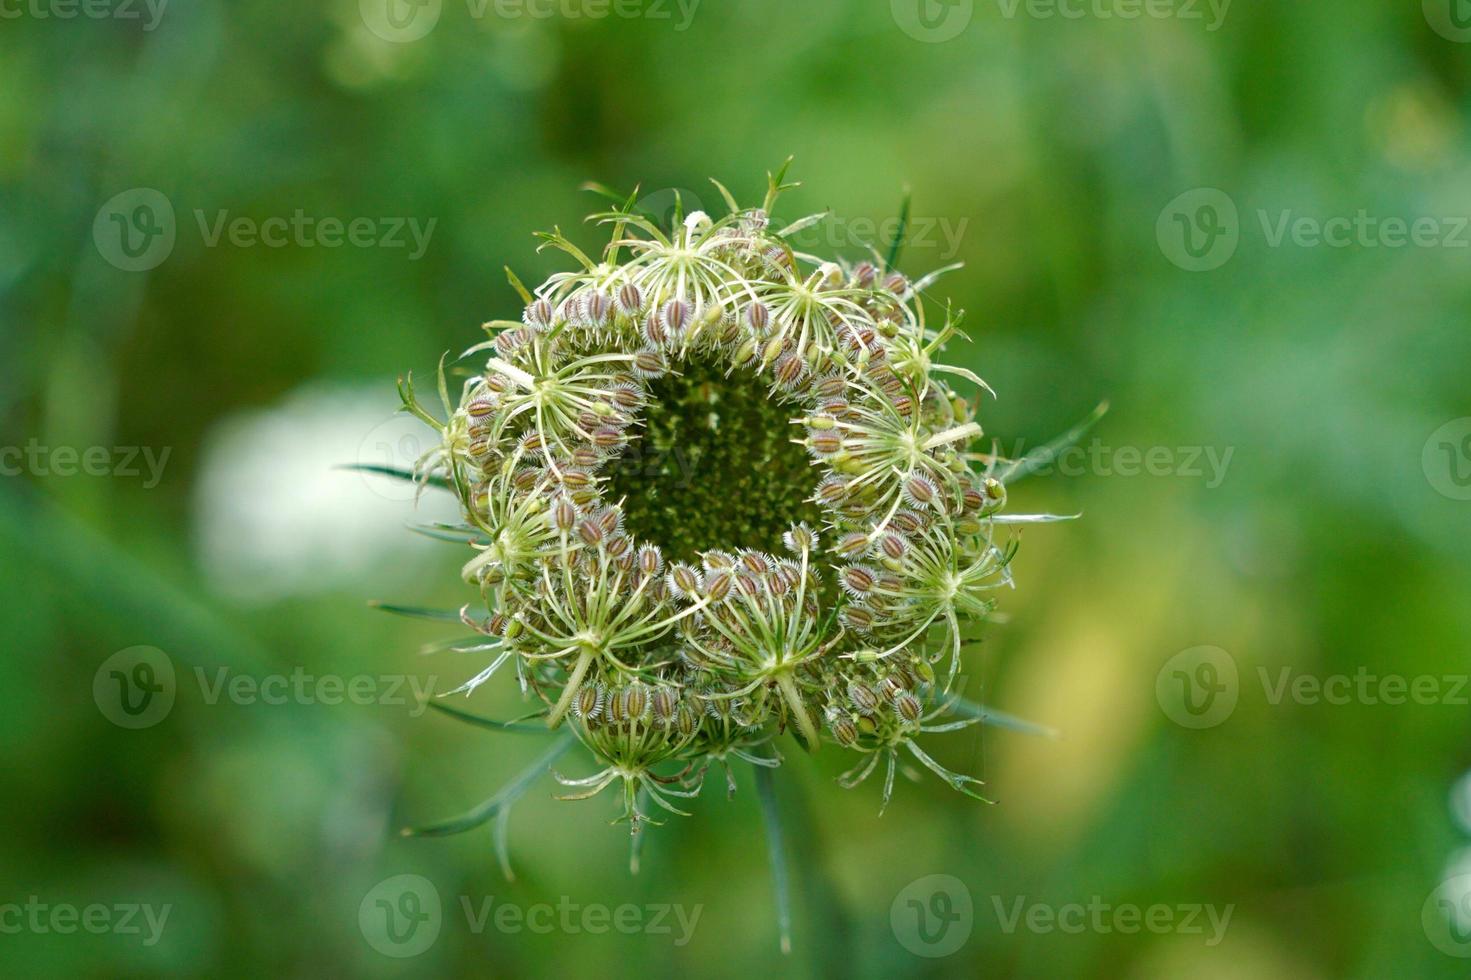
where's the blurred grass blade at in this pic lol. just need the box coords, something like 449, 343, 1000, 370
402, 732, 574, 838
708, 177, 740, 216
578, 181, 626, 205
426, 701, 552, 733
884, 187, 912, 271
504, 265, 533, 305
417, 635, 500, 655
336, 463, 450, 491
494, 807, 516, 881
994, 401, 1109, 484
754, 767, 793, 955
0, 486, 274, 673
949, 696, 1059, 739
368, 601, 463, 622
407, 523, 487, 544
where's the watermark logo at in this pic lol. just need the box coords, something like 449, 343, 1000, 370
1425, 0, 1471, 43
1156, 646, 1238, 729
360, 0, 442, 41
355, 413, 438, 502
1424, 873, 1471, 957
360, 874, 442, 958
1423, 418, 1471, 501
891, 0, 974, 43
891, 874, 973, 958
93, 646, 176, 729
634, 187, 706, 231
93, 188, 175, 272
1157, 188, 1239, 272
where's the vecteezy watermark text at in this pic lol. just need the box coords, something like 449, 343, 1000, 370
0, 0, 167, 30
194, 210, 436, 261
784, 213, 970, 261
999, 438, 1234, 488
472, 0, 699, 28
1157, 646, 1471, 729
598, 444, 696, 487
358, 875, 701, 958
0, 441, 171, 488
459, 895, 700, 943
358, 0, 700, 43
0, 898, 171, 947
92, 189, 437, 272
994, 0, 1229, 30
194, 666, 437, 716
890, 0, 1227, 43
991, 895, 1233, 945
93, 646, 439, 729
1158, 187, 1471, 271
1258, 666, 1469, 707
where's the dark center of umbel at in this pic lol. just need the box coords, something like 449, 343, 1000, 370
604, 357, 823, 562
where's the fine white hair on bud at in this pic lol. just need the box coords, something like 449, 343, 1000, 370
848, 681, 879, 715
782, 521, 816, 554
573, 683, 605, 722
617, 282, 644, 317
667, 562, 700, 598
658, 298, 692, 339
387, 164, 1060, 857
745, 301, 769, 335
901, 472, 940, 510
524, 298, 554, 330
638, 544, 664, 577
583, 291, 612, 328
632, 348, 668, 379
552, 495, 578, 533
839, 564, 878, 598
641, 312, 667, 348
651, 685, 679, 724
702, 550, 736, 572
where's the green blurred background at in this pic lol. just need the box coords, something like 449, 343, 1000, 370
4, 0, 1471, 976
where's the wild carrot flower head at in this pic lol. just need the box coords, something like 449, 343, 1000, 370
390, 163, 1072, 836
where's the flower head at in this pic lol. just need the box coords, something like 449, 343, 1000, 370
391, 164, 1068, 836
